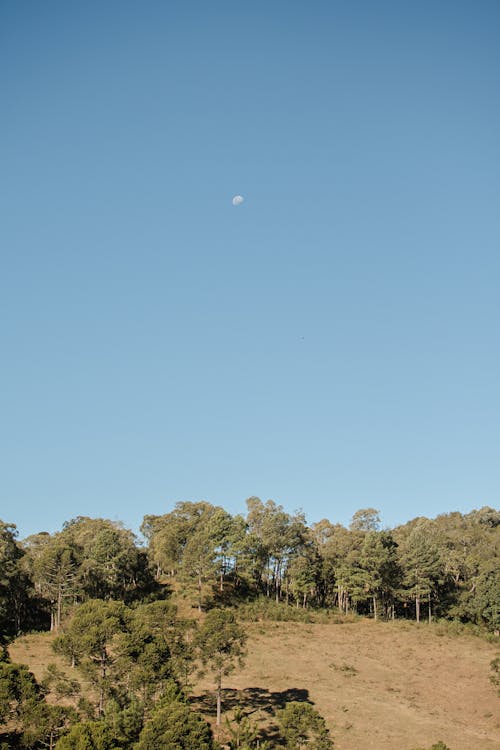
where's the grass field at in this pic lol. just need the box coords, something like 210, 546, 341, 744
9, 618, 500, 750
194, 619, 500, 750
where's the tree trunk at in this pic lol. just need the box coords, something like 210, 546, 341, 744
99, 650, 107, 716
57, 586, 63, 631
216, 671, 222, 725
373, 595, 377, 621
428, 594, 432, 624
415, 594, 420, 623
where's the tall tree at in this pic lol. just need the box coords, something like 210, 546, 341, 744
53, 600, 129, 716
245, 498, 306, 601
359, 531, 401, 620
349, 508, 381, 532
0, 522, 31, 635
195, 609, 247, 726
400, 527, 443, 623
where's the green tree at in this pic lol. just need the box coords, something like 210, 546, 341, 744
0, 654, 74, 750
225, 706, 269, 750
349, 508, 381, 532
245, 498, 306, 602
276, 702, 333, 750
181, 506, 234, 611
458, 562, 499, 631
113, 600, 194, 703
144, 502, 235, 608
53, 600, 129, 715
135, 700, 215, 750
287, 547, 322, 608
0, 522, 31, 635
359, 531, 401, 620
30, 537, 78, 631
20, 700, 76, 750
60, 518, 155, 603
196, 609, 247, 725
0, 658, 40, 725
400, 527, 443, 623
54, 721, 119, 750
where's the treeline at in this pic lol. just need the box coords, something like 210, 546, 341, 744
1, 500, 499, 637
1, 500, 498, 749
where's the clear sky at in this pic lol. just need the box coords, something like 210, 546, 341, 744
1, 1, 499, 540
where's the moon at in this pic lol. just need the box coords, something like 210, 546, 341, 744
232, 195, 244, 206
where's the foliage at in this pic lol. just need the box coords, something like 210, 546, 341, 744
0, 522, 33, 635
54, 720, 120, 750
276, 701, 333, 749
42, 663, 81, 699
0, 654, 75, 748
53, 600, 129, 715
196, 609, 247, 725
134, 700, 216, 750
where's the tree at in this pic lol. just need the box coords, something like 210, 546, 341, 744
30, 537, 78, 631
459, 562, 499, 632
113, 600, 194, 703
349, 508, 381, 532
400, 527, 443, 623
276, 702, 333, 750
144, 502, 235, 608
359, 531, 401, 620
0, 658, 40, 726
54, 721, 119, 750
135, 700, 216, 750
245, 498, 306, 601
20, 700, 76, 750
0, 522, 31, 635
53, 600, 129, 716
181, 506, 234, 611
225, 706, 270, 750
196, 609, 247, 725
0, 654, 74, 750
60, 517, 155, 603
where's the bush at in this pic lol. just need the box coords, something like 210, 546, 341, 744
276, 702, 333, 750
135, 701, 216, 750
236, 597, 357, 625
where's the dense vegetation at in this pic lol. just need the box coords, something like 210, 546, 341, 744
1, 500, 498, 748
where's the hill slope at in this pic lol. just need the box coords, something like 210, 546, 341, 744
194, 620, 499, 750
9, 619, 499, 750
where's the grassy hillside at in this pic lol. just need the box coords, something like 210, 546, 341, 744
9, 618, 499, 750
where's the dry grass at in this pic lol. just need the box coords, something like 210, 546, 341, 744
194, 619, 500, 750
8, 619, 500, 749
8, 632, 88, 708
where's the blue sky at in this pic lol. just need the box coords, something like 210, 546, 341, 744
1, 1, 499, 539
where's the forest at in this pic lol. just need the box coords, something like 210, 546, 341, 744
1, 499, 499, 749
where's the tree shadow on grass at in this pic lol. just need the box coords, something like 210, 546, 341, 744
191, 685, 313, 745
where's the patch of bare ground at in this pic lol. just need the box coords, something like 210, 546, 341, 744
193, 619, 500, 750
